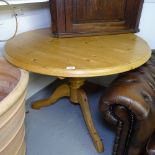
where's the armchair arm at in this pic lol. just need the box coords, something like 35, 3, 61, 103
99, 62, 155, 155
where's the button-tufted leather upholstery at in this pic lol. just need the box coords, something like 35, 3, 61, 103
99, 55, 155, 155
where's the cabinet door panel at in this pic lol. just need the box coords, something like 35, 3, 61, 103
74, 0, 126, 22
66, 0, 128, 33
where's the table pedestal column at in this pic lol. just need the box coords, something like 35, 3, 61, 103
32, 78, 104, 153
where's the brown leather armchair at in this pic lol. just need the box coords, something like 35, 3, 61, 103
99, 55, 155, 155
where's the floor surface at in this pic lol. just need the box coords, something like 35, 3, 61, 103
26, 81, 115, 155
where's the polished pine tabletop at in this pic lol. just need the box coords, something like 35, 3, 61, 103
4, 28, 151, 78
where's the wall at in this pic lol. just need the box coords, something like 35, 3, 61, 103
0, 0, 48, 5
0, 3, 50, 54
0, 1, 155, 97
137, 1, 155, 49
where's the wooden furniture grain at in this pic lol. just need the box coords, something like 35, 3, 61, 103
50, 0, 144, 37
0, 57, 29, 155
4, 28, 151, 153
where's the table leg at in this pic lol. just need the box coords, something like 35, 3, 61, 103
32, 84, 70, 109
31, 78, 104, 152
78, 89, 104, 153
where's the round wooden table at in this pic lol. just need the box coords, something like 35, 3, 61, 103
4, 28, 151, 153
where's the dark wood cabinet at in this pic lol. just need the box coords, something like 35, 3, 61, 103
50, 0, 144, 37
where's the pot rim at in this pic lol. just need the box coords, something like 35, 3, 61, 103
0, 57, 29, 116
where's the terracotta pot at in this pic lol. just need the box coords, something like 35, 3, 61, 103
0, 57, 29, 155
